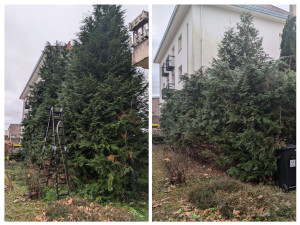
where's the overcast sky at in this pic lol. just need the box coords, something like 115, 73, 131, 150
4, 5, 148, 130
3, 4, 290, 130
151, 4, 290, 97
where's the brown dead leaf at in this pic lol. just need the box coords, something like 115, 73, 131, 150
257, 207, 265, 214
161, 196, 174, 202
129, 151, 134, 161
233, 209, 240, 216
173, 209, 182, 215
179, 198, 187, 203
152, 202, 162, 208
194, 208, 202, 213
179, 211, 191, 217
258, 195, 263, 199
108, 154, 115, 162
67, 198, 73, 205
36, 214, 43, 221
167, 185, 176, 192
163, 158, 171, 162
246, 214, 255, 219
203, 208, 210, 215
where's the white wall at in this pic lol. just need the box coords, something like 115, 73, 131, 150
159, 5, 286, 103
201, 5, 285, 69
159, 6, 193, 103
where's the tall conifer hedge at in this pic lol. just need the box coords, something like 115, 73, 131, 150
22, 5, 148, 202
161, 13, 295, 182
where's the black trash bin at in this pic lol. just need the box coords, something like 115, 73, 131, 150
277, 144, 296, 192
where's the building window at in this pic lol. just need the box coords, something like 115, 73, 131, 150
178, 34, 182, 53
178, 65, 182, 76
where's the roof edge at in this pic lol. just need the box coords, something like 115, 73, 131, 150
234, 4, 288, 19
153, 5, 179, 63
153, 4, 288, 64
19, 51, 44, 99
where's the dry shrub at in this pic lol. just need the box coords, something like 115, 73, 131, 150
38, 197, 138, 221
26, 164, 44, 199
5, 173, 14, 190
164, 150, 188, 184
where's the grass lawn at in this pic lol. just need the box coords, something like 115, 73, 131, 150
152, 144, 296, 222
5, 161, 48, 221
5, 160, 148, 222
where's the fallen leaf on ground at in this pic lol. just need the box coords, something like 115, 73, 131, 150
67, 198, 73, 205
161, 196, 174, 202
179, 198, 187, 203
36, 214, 43, 221
173, 209, 182, 215
167, 185, 176, 192
203, 208, 210, 215
206, 216, 211, 220
233, 209, 240, 216
257, 207, 265, 214
153, 202, 163, 208
258, 195, 263, 199
179, 212, 191, 217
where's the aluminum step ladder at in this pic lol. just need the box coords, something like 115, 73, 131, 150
40, 107, 70, 199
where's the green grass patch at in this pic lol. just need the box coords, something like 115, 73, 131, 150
189, 177, 296, 221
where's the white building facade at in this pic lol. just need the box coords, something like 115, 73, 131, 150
19, 42, 72, 120
154, 5, 288, 103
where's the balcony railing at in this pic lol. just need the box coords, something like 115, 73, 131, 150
162, 83, 175, 100
161, 63, 169, 77
166, 55, 175, 71
167, 83, 175, 89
